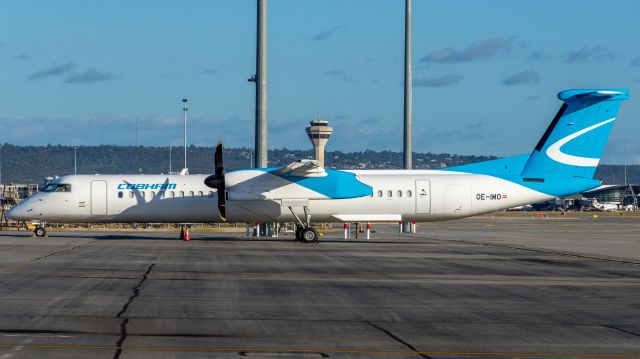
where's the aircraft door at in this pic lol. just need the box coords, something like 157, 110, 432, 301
445, 185, 471, 214
415, 180, 431, 214
91, 180, 108, 215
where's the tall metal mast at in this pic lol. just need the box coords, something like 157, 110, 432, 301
183, 98, 188, 172
255, 0, 268, 168
403, 0, 413, 170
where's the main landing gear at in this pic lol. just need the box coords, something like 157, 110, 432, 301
295, 226, 318, 243
289, 206, 318, 244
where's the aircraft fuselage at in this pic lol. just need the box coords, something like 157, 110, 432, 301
8, 170, 557, 224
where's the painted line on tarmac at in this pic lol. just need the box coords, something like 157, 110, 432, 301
0, 344, 638, 357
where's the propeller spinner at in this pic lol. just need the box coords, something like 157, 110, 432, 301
204, 141, 226, 220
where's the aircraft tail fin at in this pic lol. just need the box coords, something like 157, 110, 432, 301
520, 89, 629, 180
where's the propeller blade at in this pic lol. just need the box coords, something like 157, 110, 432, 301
215, 141, 224, 177
218, 192, 226, 221
205, 141, 226, 221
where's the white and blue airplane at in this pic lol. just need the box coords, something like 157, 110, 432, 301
8, 88, 630, 242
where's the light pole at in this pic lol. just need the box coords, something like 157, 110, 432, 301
255, 0, 268, 168
402, 0, 414, 234
182, 98, 188, 173
403, 0, 413, 170
169, 146, 173, 174
74, 146, 77, 175
0, 144, 3, 185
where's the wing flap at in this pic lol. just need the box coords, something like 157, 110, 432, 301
333, 214, 402, 222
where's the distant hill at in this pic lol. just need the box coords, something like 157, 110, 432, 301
0, 144, 637, 185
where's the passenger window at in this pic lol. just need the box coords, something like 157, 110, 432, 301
208, 191, 214, 198
198, 191, 203, 196
129, 191, 134, 198
169, 191, 175, 198
118, 191, 123, 198
189, 191, 194, 197
387, 190, 392, 197
141, 191, 146, 198
407, 190, 412, 198
179, 191, 184, 197
377, 190, 383, 197
397, 190, 402, 197
151, 191, 156, 198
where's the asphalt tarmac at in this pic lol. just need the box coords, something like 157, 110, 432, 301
0, 216, 639, 358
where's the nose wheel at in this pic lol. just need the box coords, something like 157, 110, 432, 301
34, 226, 47, 238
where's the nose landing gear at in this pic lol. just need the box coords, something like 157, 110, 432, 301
34, 226, 47, 238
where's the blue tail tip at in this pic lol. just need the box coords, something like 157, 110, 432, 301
558, 88, 629, 101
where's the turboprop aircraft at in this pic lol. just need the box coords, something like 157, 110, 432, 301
8, 88, 630, 242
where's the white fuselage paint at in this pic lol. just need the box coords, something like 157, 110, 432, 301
11, 170, 554, 224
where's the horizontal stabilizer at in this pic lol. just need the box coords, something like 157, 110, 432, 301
558, 89, 629, 101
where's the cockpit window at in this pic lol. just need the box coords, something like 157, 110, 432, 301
54, 184, 71, 192
42, 183, 71, 192
42, 184, 57, 192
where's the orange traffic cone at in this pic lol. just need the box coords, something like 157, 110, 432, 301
184, 227, 191, 241
179, 226, 185, 240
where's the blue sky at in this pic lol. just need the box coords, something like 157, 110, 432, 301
1, 0, 639, 163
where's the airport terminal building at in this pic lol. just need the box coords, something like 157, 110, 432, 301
583, 184, 640, 211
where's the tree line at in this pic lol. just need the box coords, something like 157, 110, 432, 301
0, 144, 636, 185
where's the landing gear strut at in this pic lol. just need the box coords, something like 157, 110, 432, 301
289, 206, 318, 243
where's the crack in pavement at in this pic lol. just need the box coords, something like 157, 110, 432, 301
30, 240, 97, 261
367, 321, 432, 359
113, 263, 154, 359
604, 325, 640, 338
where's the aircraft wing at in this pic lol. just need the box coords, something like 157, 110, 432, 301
225, 160, 372, 201
275, 160, 327, 178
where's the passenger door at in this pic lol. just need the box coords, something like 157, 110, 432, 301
415, 180, 431, 214
91, 180, 107, 215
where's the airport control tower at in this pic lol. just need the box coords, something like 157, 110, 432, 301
305, 119, 333, 167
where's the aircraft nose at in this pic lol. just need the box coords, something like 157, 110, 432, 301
6, 205, 21, 221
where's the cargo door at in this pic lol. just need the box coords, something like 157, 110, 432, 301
445, 185, 471, 214
91, 180, 107, 215
415, 180, 431, 214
